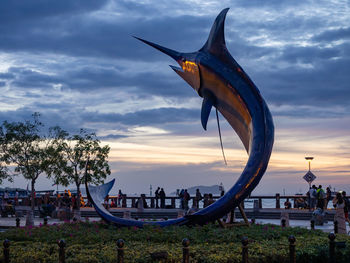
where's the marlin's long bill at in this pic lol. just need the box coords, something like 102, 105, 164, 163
87, 8, 274, 227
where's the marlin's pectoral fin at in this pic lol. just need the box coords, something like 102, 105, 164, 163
201, 96, 214, 130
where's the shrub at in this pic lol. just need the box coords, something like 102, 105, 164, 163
0, 221, 348, 262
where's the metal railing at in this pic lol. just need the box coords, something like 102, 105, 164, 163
2, 233, 344, 263
4, 194, 347, 210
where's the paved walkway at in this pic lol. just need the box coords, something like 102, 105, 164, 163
0, 216, 100, 229
254, 218, 349, 233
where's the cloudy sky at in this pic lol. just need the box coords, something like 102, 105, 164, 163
0, 0, 349, 195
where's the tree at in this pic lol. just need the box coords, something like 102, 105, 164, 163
48, 129, 111, 217
0, 164, 12, 185
0, 113, 53, 225
0, 143, 12, 184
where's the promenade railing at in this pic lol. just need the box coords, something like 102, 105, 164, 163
3, 193, 335, 210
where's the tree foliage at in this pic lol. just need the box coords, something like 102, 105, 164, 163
47, 129, 111, 209
0, 113, 111, 214
0, 113, 51, 210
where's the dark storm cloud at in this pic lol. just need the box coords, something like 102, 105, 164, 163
0, 72, 15, 80
0, 3, 211, 61
313, 27, 350, 42
0, 0, 277, 64
64, 66, 192, 96
0, 106, 199, 137
256, 57, 350, 107
81, 107, 198, 126
233, 0, 303, 8
246, 38, 350, 108
0, 108, 84, 134
6, 65, 192, 97
8, 67, 61, 89
0, 0, 349, 123
280, 46, 340, 64
0, 0, 108, 23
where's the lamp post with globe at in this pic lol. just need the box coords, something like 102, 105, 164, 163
305, 157, 314, 172
303, 157, 316, 211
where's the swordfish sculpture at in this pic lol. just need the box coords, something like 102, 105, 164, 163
86, 8, 274, 227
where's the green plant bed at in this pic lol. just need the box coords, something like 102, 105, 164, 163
0, 221, 349, 262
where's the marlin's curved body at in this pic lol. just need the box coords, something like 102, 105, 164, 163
86, 8, 274, 227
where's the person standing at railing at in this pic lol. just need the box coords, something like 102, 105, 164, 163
79, 193, 85, 207
117, 190, 123, 207
207, 193, 215, 206
333, 192, 347, 234
316, 185, 326, 210
159, 188, 166, 209
194, 189, 202, 209
155, 187, 160, 208
61, 192, 71, 221
309, 185, 317, 210
325, 187, 332, 209
203, 194, 209, 208
104, 195, 110, 210
183, 189, 190, 210
284, 200, 291, 209
179, 189, 185, 209
342, 191, 350, 224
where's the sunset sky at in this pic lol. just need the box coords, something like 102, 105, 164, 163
0, 0, 349, 195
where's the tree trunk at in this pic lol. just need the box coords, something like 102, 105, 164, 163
26, 180, 35, 226
76, 184, 81, 212
31, 180, 35, 211
73, 184, 81, 221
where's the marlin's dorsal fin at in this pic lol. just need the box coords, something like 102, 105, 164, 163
201, 96, 214, 130
200, 8, 229, 56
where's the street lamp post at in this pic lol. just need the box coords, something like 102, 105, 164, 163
304, 157, 315, 211
305, 156, 314, 172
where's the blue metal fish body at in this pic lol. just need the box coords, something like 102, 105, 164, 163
86, 8, 274, 227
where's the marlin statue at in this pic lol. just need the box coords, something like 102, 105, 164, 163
86, 8, 274, 227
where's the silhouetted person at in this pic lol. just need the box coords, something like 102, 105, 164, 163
117, 190, 123, 207
71, 194, 78, 210
155, 187, 160, 208
342, 191, 349, 224
179, 189, 185, 209
183, 189, 190, 210
62, 192, 71, 220
309, 185, 317, 210
159, 188, 166, 208
326, 187, 332, 208
284, 200, 291, 209
136, 194, 148, 211
195, 189, 202, 208
316, 185, 325, 210
203, 194, 209, 208
333, 192, 346, 234
207, 193, 215, 206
